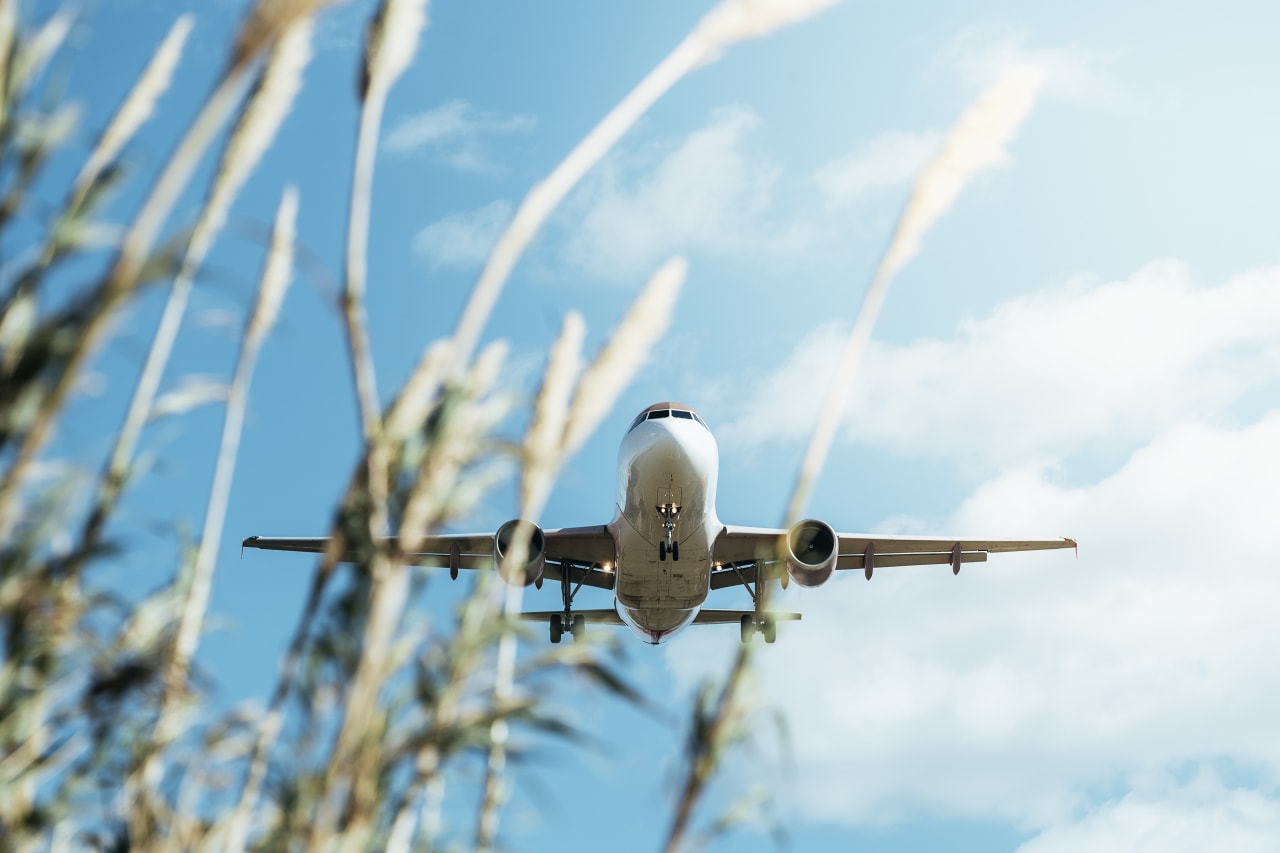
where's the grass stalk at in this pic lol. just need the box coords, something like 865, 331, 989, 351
76, 19, 313, 571
151, 185, 296, 764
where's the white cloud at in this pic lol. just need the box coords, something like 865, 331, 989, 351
561, 107, 800, 282
720, 260, 1280, 463
1018, 776, 1280, 853
670, 411, 1280, 830
414, 200, 513, 270
938, 23, 1118, 106
384, 99, 535, 172
814, 129, 942, 209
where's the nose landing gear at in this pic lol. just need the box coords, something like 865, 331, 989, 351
656, 502, 681, 561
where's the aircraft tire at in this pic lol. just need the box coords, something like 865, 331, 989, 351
550, 614, 563, 644
672, 541, 679, 561
573, 614, 585, 638
740, 614, 754, 644
659, 541, 666, 561
762, 618, 777, 644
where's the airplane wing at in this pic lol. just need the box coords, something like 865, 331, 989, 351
708, 525, 1076, 589
242, 525, 620, 591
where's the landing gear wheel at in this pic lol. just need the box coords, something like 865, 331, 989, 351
762, 618, 777, 644
740, 614, 754, 644
672, 541, 679, 561
659, 541, 666, 561
573, 614, 585, 639
550, 614, 563, 644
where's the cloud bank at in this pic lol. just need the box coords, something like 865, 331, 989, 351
672, 258, 1280, 848
720, 260, 1280, 464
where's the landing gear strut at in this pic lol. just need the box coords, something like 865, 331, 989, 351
549, 562, 589, 644
657, 502, 681, 561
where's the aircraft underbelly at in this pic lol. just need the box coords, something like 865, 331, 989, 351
609, 421, 718, 642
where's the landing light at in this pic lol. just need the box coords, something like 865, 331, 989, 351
602, 562, 613, 573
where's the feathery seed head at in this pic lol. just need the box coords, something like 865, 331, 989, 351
361, 0, 428, 98
245, 186, 298, 347
562, 258, 686, 456
232, 0, 330, 71
73, 16, 194, 205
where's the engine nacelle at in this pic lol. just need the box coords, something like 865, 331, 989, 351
785, 519, 837, 588
494, 519, 546, 587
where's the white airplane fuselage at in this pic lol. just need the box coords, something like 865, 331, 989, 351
607, 411, 721, 644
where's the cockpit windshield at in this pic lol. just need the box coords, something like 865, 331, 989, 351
627, 404, 708, 434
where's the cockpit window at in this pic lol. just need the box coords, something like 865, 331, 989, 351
627, 405, 709, 435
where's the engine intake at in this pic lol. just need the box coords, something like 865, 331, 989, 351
494, 519, 546, 587
786, 519, 837, 588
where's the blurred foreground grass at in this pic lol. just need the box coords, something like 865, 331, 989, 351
0, 0, 1042, 848
0, 1, 845, 849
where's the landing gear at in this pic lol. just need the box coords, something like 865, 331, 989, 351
551, 612, 586, 644
550, 563, 590, 644
738, 615, 778, 644
656, 501, 681, 561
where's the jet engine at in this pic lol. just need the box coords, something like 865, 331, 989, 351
494, 519, 546, 587
785, 519, 837, 587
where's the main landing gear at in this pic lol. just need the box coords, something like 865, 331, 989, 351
549, 561, 588, 644
549, 612, 585, 644
657, 501, 681, 561
740, 614, 777, 644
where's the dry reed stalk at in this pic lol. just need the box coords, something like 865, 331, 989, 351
785, 64, 1043, 524
397, 341, 508, 552
70, 16, 194, 210
152, 185, 297, 761
0, 71, 250, 541
0, 0, 339, 541
78, 19, 313, 563
0, 0, 17, 130
474, 315, 583, 853
663, 65, 1045, 853
13, 7, 71, 91
475, 258, 685, 848
299, 8, 431, 843
520, 313, 585, 511
233, 0, 333, 72
343, 0, 427, 443
394, 0, 844, 434
561, 256, 687, 455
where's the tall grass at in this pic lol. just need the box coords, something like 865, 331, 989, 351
0, 0, 864, 849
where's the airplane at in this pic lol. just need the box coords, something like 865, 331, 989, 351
243, 402, 1075, 646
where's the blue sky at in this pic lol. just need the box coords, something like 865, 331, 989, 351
34, 0, 1280, 849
